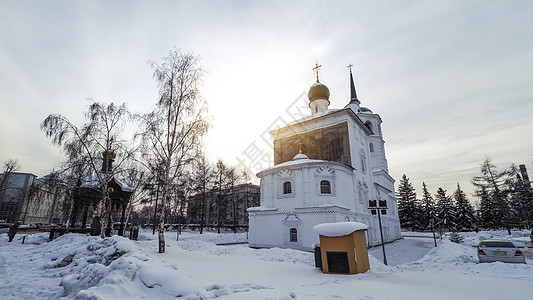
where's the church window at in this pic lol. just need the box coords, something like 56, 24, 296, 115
290, 228, 298, 242
320, 180, 331, 194
361, 159, 366, 172
365, 121, 372, 132
283, 181, 292, 194
369, 143, 374, 152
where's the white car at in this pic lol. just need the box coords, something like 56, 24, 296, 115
0, 223, 12, 233
477, 239, 526, 264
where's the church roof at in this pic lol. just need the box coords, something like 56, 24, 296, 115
349, 68, 360, 105
80, 173, 134, 193
256, 154, 353, 178
359, 107, 373, 113
284, 107, 373, 136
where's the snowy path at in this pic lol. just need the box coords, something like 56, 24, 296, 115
368, 236, 436, 265
1, 230, 533, 299
0, 236, 63, 300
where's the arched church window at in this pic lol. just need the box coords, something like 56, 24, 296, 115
369, 143, 374, 152
290, 228, 298, 242
283, 181, 292, 194
320, 180, 331, 194
365, 121, 372, 131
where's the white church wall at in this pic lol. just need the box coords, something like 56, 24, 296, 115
249, 78, 402, 251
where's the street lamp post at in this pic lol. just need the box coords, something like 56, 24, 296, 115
369, 200, 388, 266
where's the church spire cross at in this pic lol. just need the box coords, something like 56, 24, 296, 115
349, 64, 359, 103
313, 61, 322, 83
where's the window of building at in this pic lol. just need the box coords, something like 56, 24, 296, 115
290, 228, 298, 242
369, 143, 374, 152
320, 180, 331, 194
283, 181, 292, 194
361, 158, 366, 172
365, 121, 372, 131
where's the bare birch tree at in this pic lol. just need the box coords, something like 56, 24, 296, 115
192, 155, 214, 234
1, 159, 20, 191
139, 49, 209, 253
41, 101, 132, 237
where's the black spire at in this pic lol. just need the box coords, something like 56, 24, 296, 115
348, 64, 360, 105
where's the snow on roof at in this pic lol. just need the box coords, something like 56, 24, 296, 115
275, 158, 327, 168
80, 173, 134, 192
313, 222, 368, 237
247, 207, 278, 212
295, 204, 350, 210
80, 175, 102, 188
288, 109, 340, 126
114, 177, 134, 192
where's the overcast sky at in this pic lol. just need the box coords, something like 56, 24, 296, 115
1, 0, 532, 201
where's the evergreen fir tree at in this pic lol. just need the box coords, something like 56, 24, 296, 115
420, 182, 435, 231
396, 174, 420, 231
435, 187, 456, 231
504, 165, 533, 229
472, 157, 511, 232
478, 186, 497, 229
453, 183, 475, 231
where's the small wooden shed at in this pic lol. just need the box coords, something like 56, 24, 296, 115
313, 222, 370, 274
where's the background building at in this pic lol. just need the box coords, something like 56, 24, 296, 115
0, 172, 70, 225
24, 175, 70, 225
0, 172, 37, 223
187, 183, 260, 229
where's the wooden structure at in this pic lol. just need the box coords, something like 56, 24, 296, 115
70, 151, 134, 236
313, 222, 370, 274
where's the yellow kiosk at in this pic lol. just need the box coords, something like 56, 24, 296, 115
313, 222, 370, 274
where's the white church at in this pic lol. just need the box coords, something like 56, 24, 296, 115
248, 64, 402, 251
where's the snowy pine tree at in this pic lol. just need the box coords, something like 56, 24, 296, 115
504, 165, 533, 229
420, 182, 435, 231
396, 174, 421, 231
435, 187, 456, 232
478, 186, 497, 229
472, 157, 511, 232
453, 183, 475, 231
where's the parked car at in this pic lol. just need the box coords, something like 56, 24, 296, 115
0, 223, 13, 234
477, 239, 526, 264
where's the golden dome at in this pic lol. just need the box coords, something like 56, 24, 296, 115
308, 82, 330, 102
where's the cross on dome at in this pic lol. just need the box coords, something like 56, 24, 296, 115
313, 61, 322, 83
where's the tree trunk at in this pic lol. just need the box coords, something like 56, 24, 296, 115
119, 200, 127, 236
99, 197, 107, 238
233, 197, 237, 233
158, 193, 166, 253
200, 193, 205, 234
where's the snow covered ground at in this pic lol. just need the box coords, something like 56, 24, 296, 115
1, 229, 532, 299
